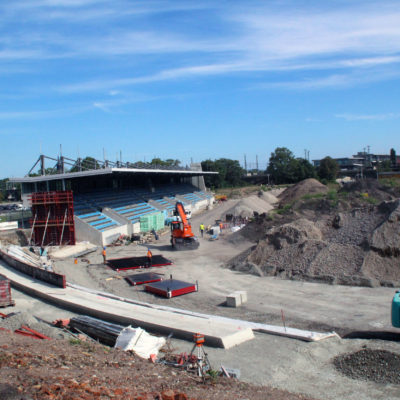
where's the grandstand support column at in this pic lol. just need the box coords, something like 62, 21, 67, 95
40, 154, 45, 176
147, 177, 155, 193
190, 163, 206, 191
46, 181, 50, 192
62, 179, 66, 191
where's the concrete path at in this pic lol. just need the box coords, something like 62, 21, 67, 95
0, 260, 254, 349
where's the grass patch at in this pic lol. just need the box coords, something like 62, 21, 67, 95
301, 193, 326, 200
276, 203, 292, 214
360, 194, 379, 205
380, 178, 400, 188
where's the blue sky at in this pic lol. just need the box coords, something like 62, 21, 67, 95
1, 0, 400, 178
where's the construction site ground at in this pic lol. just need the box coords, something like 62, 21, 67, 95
2, 189, 400, 400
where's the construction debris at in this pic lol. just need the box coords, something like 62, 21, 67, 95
115, 326, 166, 359
14, 325, 51, 340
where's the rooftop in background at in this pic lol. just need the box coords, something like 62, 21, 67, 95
313, 151, 400, 170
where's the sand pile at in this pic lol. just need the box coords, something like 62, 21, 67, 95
279, 179, 328, 206
258, 191, 278, 204
227, 194, 274, 218
228, 199, 400, 287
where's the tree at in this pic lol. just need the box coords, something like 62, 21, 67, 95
295, 158, 317, 181
266, 147, 316, 184
70, 157, 100, 172
266, 147, 296, 184
317, 157, 339, 181
378, 159, 392, 172
201, 158, 245, 188
390, 148, 396, 167
149, 158, 180, 168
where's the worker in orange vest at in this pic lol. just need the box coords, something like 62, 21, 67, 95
102, 247, 107, 264
146, 248, 153, 267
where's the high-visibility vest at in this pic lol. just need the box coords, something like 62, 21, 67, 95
102, 250, 106, 257
147, 250, 152, 258
200, 224, 204, 231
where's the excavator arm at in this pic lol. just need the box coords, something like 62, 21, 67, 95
171, 202, 199, 250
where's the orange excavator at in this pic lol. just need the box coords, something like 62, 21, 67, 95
170, 202, 199, 250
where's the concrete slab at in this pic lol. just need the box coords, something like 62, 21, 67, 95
0, 262, 254, 349
226, 292, 241, 307
235, 290, 247, 304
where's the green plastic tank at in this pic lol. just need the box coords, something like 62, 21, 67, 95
391, 291, 400, 328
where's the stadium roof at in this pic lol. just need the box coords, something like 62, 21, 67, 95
10, 167, 217, 183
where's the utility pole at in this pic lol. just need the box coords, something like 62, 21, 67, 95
244, 154, 247, 171
256, 155, 259, 171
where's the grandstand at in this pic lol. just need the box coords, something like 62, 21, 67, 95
10, 154, 217, 246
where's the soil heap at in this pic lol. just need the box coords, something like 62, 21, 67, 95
278, 178, 328, 206
228, 179, 400, 287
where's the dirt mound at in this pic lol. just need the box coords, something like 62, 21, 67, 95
258, 191, 278, 204
339, 178, 400, 202
227, 199, 400, 287
0, 330, 316, 400
279, 179, 328, 206
334, 349, 400, 385
369, 200, 400, 256
227, 195, 274, 218
266, 219, 322, 249
0, 229, 29, 246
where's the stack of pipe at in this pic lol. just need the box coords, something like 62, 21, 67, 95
69, 315, 126, 346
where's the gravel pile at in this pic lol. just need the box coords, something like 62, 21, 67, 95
334, 348, 400, 385
226, 194, 274, 218
0, 311, 68, 339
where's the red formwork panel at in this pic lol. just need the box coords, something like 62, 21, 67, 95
0, 274, 15, 307
107, 255, 173, 271
145, 278, 198, 298
30, 191, 75, 246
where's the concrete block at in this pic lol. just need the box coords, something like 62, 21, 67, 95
235, 290, 247, 304
226, 292, 241, 307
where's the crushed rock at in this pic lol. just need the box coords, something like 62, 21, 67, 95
228, 195, 400, 287
334, 348, 400, 385
0, 311, 68, 340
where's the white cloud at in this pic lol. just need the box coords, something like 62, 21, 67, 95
3, 0, 400, 92
335, 112, 400, 121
